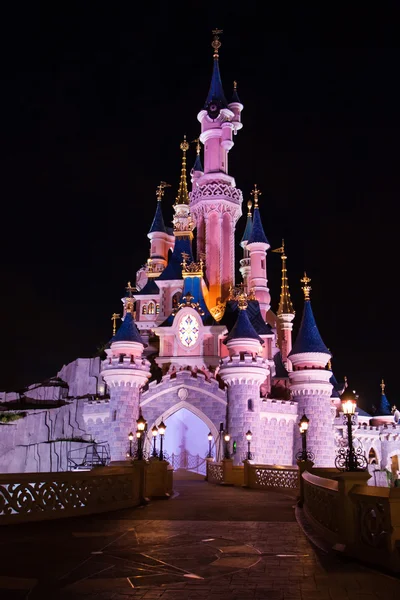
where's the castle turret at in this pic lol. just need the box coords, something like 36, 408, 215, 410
272, 240, 295, 370
147, 182, 174, 274
239, 200, 253, 293
101, 304, 151, 462
246, 185, 271, 319
190, 138, 204, 185
219, 294, 269, 465
288, 273, 335, 467
378, 379, 392, 416
190, 30, 244, 306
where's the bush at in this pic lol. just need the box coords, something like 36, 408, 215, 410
0, 412, 27, 423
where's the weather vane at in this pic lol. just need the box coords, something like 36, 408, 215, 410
156, 181, 171, 202
111, 313, 120, 336
211, 28, 223, 57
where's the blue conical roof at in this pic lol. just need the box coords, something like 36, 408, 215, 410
230, 87, 241, 104
193, 154, 203, 172
111, 311, 144, 345
289, 300, 330, 356
329, 374, 340, 398
148, 201, 167, 234
204, 58, 227, 108
378, 392, 392, 416
247, 207, 269, 245
274, 351, 289, 378
240, 213, 253, 246
224, 308, 264, 345
157, 237, 193, 281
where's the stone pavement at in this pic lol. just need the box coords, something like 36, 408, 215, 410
0, 475, 399, 599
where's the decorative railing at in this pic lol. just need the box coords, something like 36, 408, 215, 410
349, 485, 400, 572
0, 468, 141, 525
244, 463, 299, 491
207, 462, 224, 484
170, 451, 207, 476
302, 470, 340, 543
300, 468, 400, 573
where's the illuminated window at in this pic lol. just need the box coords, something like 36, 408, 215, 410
156, 304, 160, 314
148, 302, 155, 315
368, 448, 378, 465
142, 304, 147, 315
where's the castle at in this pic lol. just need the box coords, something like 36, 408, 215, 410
1, 33, 399, 481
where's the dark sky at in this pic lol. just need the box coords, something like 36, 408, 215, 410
1, 3, 399, 411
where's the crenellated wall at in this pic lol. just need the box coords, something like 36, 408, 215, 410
259, 399, 298, 465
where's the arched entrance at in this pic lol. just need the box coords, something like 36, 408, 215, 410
164, 408, 209, 475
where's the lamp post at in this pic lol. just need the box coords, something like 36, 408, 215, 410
207, 432, 213, 458
151, 425, 158, 458
128, 431, 134, 458
158, 419, 166, 461
335, 389, 367, 471
224, 432, 231, 459
296, 414, 314, 462
136, 410, 147, 460
245, 430, 253, 460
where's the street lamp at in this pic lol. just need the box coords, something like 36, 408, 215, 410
158, 419, 166, 461
151, 425, 158, 458
335, 389, 367, 471
296, 414, 314, 461
224, 432, 231, 459
128, 431, 134, 458
245, 430, 253, 461
136, 410, 147, 460
207, 432, 213, 458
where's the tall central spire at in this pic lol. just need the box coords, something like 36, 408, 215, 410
175, 136, 190, 205
273, 240, 295, 316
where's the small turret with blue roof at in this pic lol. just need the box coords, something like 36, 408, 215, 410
224, 294, 264, 356
111, 305, 145, 347
240, 200, 253, 247
148, 187, 167, 235
289, 272, 331, 359
247, 185, 269, 246
204, 29, 227, 116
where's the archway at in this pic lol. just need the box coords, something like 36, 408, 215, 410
146, 400, 221, 475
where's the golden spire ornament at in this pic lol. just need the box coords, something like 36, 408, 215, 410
272, 240, 294, 315
237, 292, 248, 310
301, 272, 312, 300
175, 135, 190, 205
211, 28, 223, 58
381, 378, 385, 395
156, 181, 171, 202
247, 200, 252, 216
111, 313, 120, 336
250, 184, 261, 208
192, 137, 201, 155
125, 281, 136, 297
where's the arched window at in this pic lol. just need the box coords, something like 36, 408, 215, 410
142, 304, 147, 315
156, 304, 160, 314
247, 399, 254, 411
148, 302, 155, 315
172, 292, 180, 309
368, 448, 378, 465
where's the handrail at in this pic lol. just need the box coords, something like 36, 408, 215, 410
302, 470, 339, 492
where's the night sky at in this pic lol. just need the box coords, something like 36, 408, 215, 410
1, 4, 399, 412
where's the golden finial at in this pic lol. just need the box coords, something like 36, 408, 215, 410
176, 136, 190, 205
233, 80, 237, 90
125, 300, 133, 314
180, 134, 189, 153
250, 184, 261, 207
111, 313, 120, 336
327, 349, 332, 371
238, 292, 248, 310
381, 378, 385, 395
248, 287, 256, 301
125, 281, 136, 297
156, 181, 171, 202
211, 28, 223, 58
247, 200, 252, 216
301, 272, 311, 301
192, 138, 201, 155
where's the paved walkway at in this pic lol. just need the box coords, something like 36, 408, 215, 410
0, 476, 399, 599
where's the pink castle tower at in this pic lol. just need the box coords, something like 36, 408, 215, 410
246, 185, 271, 320
100, 303, 151, 462
288, 274, 336, 467
219, 294, 269, 465
190, 30, 244, 307
272, 240, 295, 371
